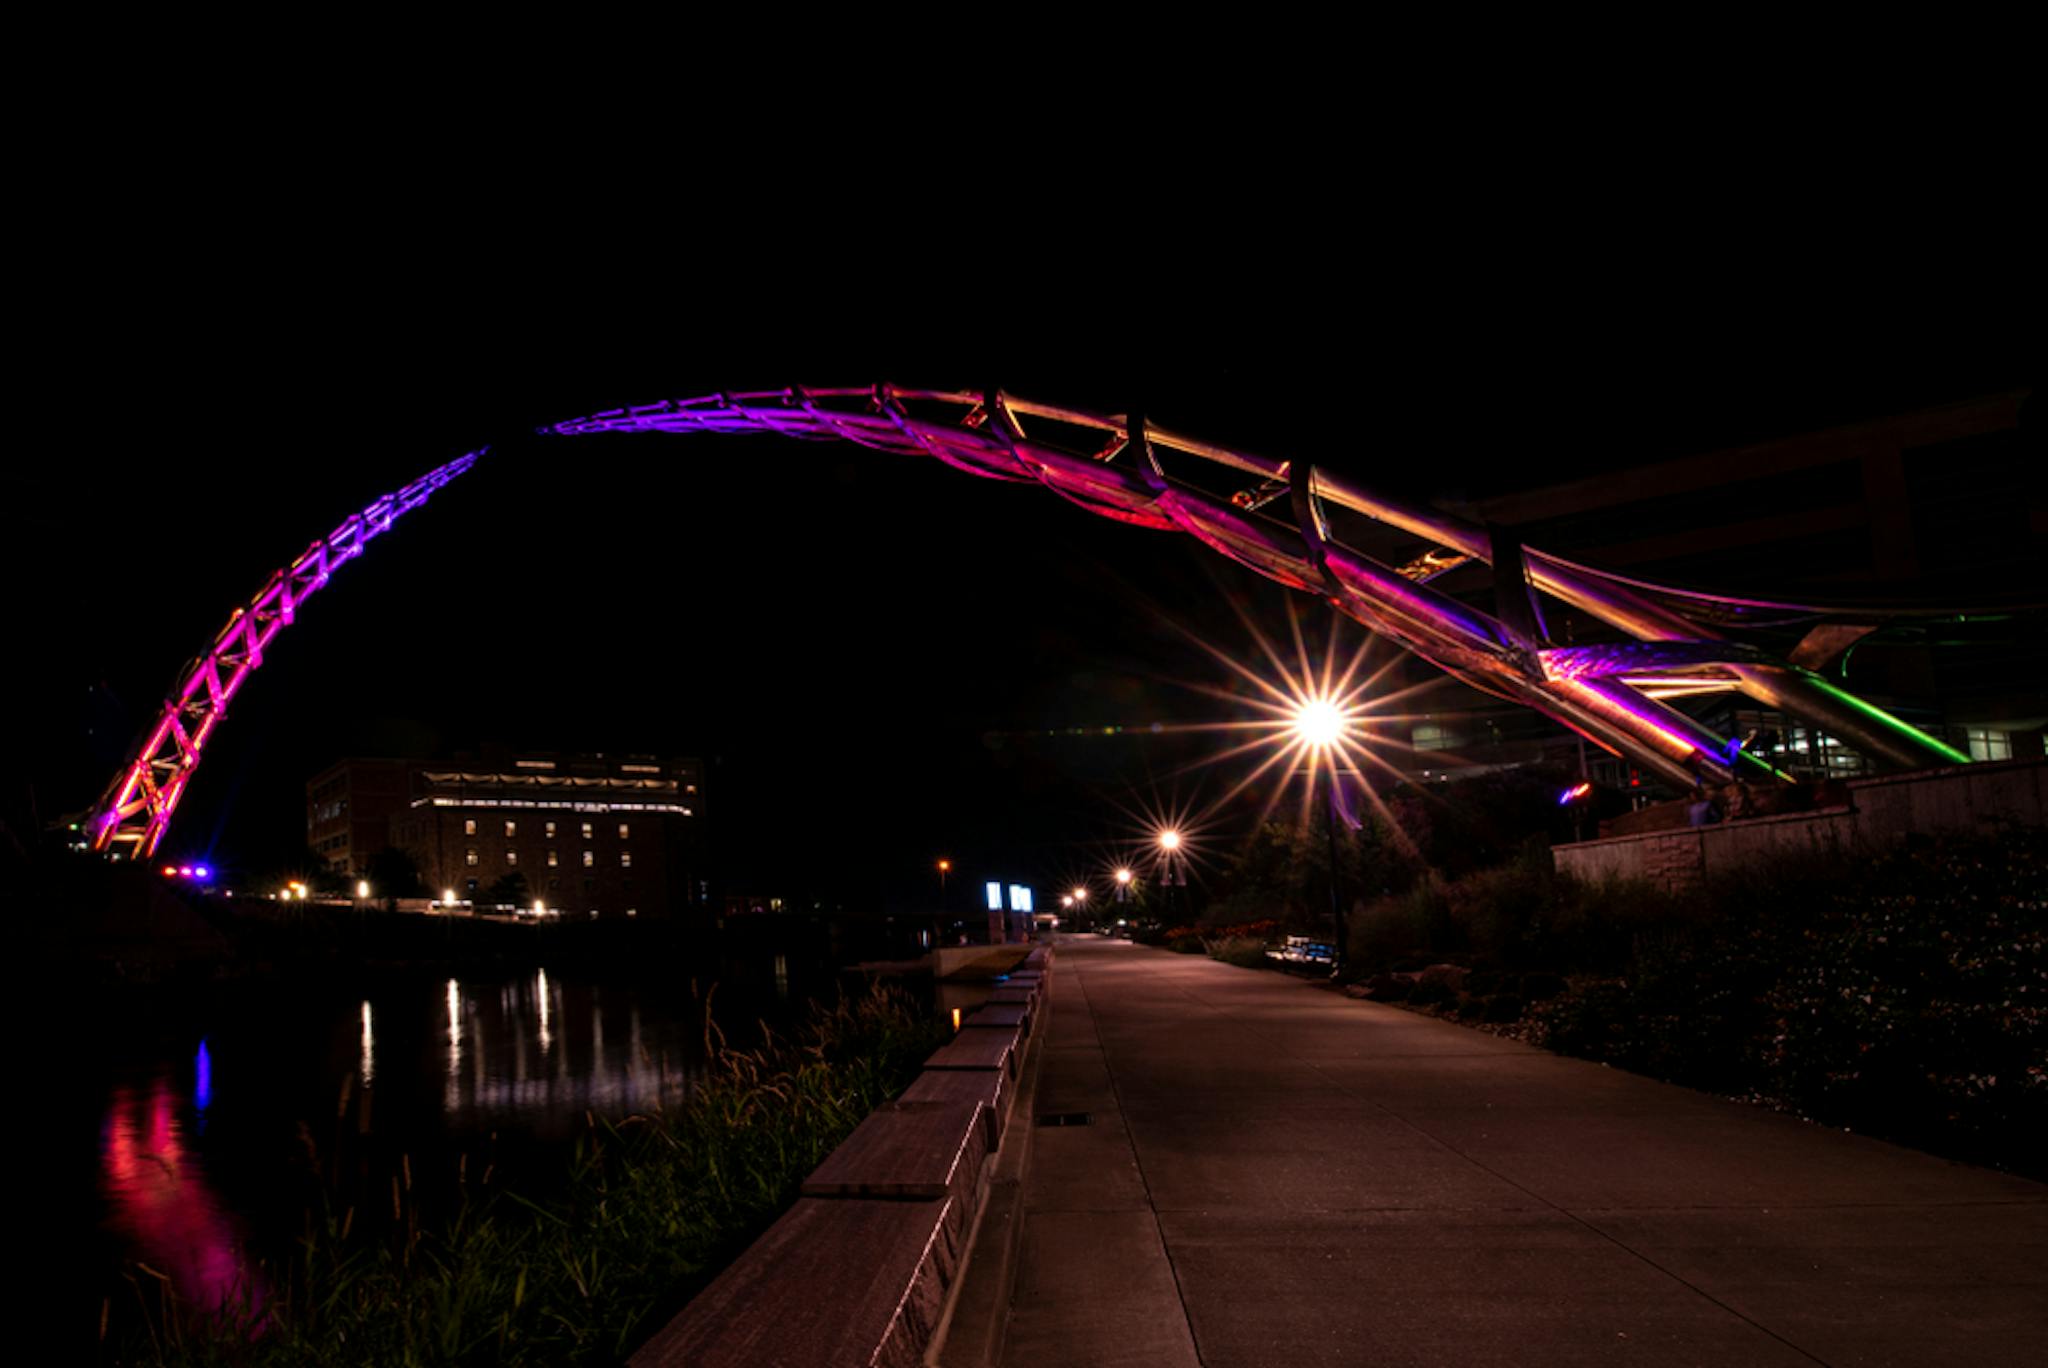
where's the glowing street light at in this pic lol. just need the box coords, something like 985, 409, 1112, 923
1293, 696, 1347, 748
1157, 828, 1182, 852
1114, 867, 1133, 885
1070, 885, 1089, 905
1291, 696, 1351, 980
936, 858, 951, 900
355, 879, 371, 899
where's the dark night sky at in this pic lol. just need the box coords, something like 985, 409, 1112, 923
10, 193, 2039, 905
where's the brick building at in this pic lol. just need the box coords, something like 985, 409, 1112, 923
306, 758, 415, 872
312, 748, 705, 917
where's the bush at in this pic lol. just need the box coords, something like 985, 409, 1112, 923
1483, 993, 1526, 1023
1408, 977, 1455, 1007
1203, 935, 1273, 969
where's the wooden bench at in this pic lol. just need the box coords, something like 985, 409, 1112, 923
922, 1025, 1020, 1077
629, 1195, 963, 1368
628, 966, 1047, 1366
802, 1098, 990, 1203
900, 1067, 1009, 1148
964, 1002, 1030, 1034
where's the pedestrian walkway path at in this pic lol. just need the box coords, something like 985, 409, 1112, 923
983, 938, 2045, 1368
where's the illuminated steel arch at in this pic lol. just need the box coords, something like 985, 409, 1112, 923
90, 450, 481, 859
92, 385, 1974, 858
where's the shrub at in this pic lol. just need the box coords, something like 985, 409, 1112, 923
1483, 993, 1526, 1023
1408, 977, 1455, 1008
1203, 935, 1273, 969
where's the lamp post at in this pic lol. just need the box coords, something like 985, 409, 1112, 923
936, 858, 951, 899
1292, 697, 1351, 980
1156, 829, 1182, 925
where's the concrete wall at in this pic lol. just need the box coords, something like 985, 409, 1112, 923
1552, 757, 2045, 890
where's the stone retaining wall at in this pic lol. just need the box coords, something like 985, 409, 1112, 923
1552, 757, 2044, 890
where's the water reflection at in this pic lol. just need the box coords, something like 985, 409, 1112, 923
427, 970, 698, 1122
101, 1077, 257, 1315
358, 1001, 375, 1085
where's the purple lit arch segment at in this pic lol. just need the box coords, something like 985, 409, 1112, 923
553, 386, 1967, 786
90, 449, 483, 859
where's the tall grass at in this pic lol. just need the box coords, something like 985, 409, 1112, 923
109, 982, 948, 1366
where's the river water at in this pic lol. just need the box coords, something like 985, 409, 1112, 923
49, 949, 963, 1335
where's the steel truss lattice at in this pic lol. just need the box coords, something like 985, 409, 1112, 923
89, 451, 481, 859
92, 385, 1974, 857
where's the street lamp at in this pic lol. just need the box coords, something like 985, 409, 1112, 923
1292, 694, 1352, 979
1156, 829, 1184, 923
936, 858, 951, 898
356, 879, 371, 900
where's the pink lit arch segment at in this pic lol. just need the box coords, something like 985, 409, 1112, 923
89, 450, 482, 859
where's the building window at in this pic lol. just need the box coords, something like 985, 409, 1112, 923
464, 818, 477, 836
1412, 723, 1453, 751
506, 850, 519, 867
1966, 727, 2012, 761
505, 819, 517, 838
581, 821, 594, 839
545, 820, 557, 838
547, 849, 559, 867
582, 850, 594, 868
618, 822, 631, 840
465, 849, 479, 867
465, 878, 478, 893
620, 851, 632, 868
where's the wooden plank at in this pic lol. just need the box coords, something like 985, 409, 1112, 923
924, 1026, 1019, 1076
901, 1067, 1009, 1147
630, 1195, 962, 1368
802, 1099, 988, 1200
964, 1003, 1030, 1032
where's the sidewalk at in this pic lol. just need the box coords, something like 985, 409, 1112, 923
987, 938, 2045, 1368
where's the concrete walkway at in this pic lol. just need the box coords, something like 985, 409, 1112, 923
990, 938, 2046, 1368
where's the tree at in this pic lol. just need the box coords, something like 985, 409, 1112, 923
364, 845, 426, 898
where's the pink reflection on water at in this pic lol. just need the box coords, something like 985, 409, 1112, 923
101, 1078, 262, 1318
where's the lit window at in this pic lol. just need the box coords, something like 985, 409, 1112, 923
464, 818, 477, 836
620, 851, 632, 868
582, 850, 594, 868
465, 849, 479, 867
581, 821, 593, 839
547, 849, 559, 867
505, 819, 517, 838
1412, 723, 1453, 752
506, 850, 519, 866
618, 822, 631, 840
1966, 727, 2012, 761
545, 820, 557, 838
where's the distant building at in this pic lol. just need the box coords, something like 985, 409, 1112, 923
311, 747, 705, 918
306, 758, 414, 873
1367, 389, 2044, 789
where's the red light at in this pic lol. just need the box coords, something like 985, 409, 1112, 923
161, 866, 177, 877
